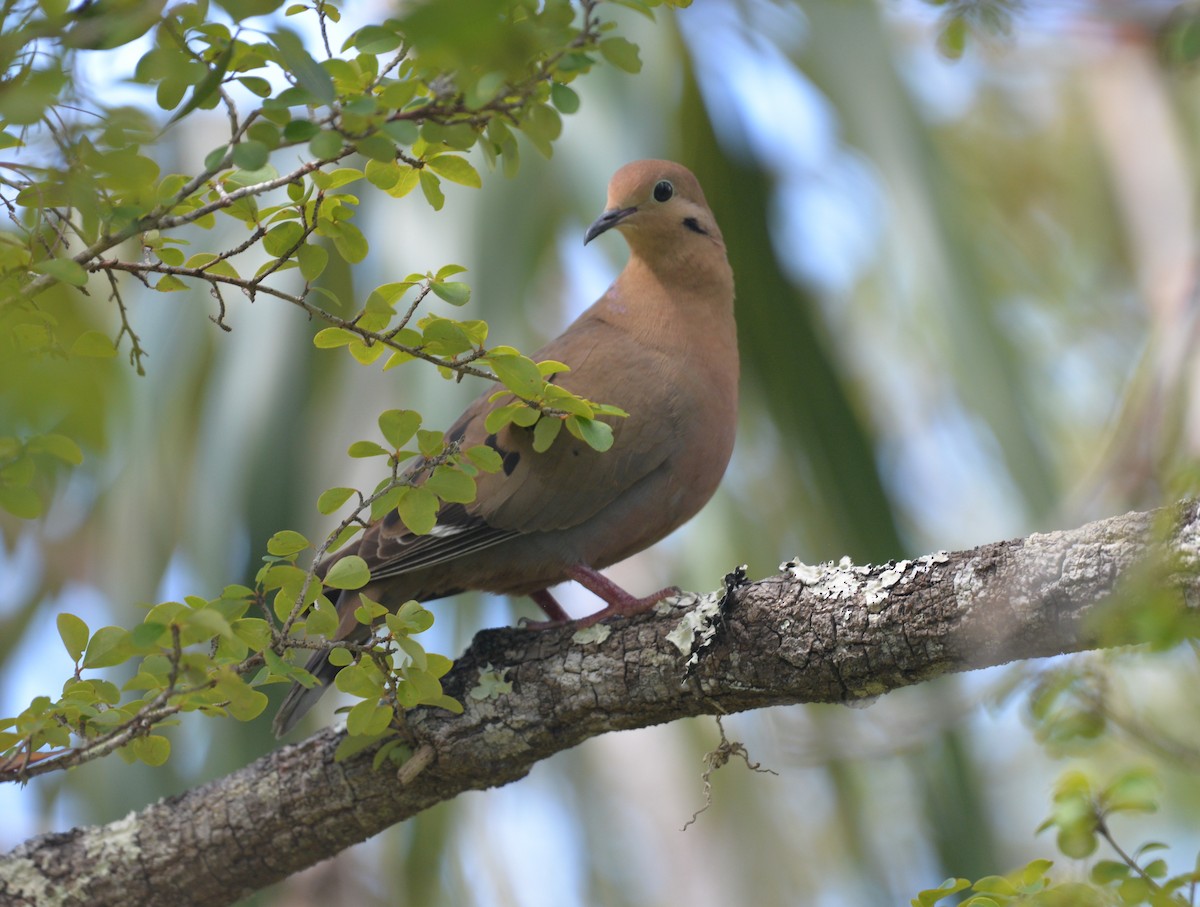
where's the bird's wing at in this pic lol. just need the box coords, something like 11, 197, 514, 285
345, 313, 681, 582
469, 313, 682, 532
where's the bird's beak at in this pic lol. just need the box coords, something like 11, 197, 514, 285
584, 206, 638, 245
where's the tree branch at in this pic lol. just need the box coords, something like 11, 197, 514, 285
3, 503, 1199, 907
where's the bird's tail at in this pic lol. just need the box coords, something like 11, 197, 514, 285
272, 646, 340, 738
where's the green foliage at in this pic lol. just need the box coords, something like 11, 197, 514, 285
911, 769, 1200, 905
918, 0, 1018, 60
0, 0, 678, 780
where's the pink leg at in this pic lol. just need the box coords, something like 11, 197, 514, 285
525, 588, 571, 626
566, 564, 680, 627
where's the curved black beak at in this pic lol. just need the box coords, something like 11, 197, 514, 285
584, 206, 638, 245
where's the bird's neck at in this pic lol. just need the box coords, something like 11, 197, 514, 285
594, 251, 737, 356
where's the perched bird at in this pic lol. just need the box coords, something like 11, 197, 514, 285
273, 160, 738, 736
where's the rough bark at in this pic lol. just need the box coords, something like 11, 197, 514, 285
3, 502, 1199, 907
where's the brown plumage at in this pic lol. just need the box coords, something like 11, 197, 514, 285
273, 160, 738, 736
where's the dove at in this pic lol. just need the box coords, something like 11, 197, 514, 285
274, 160, 737, 735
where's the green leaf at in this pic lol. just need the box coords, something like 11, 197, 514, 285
155, 275, 188, 292
28, 433, 83, 465
70, 331, 118, 358
335, 661, 383, 698
0, 485, 43, 519
416, 429, 444, 458
314, 327, 357, 349
970, 877, 1015, 896
325, 555, 370, 590
430, 280, 471, 306
317, 486, 356, 514
911, 879, 971, 906
347, 700, 394, 736
272, 29, 336, 104
284, 119, 320, 142
484, 403, 521, 434
424, 466, 476, 504
464, 444, 503, 472
425, 694, 463, 714
263, 221, 304, 257
309, 129, 344, 159
1090, 860, 1129, 885
486, 348, 543, 398
267, 529, 309, 557
298, 243, 328, 281
328, 646, 355, 667
386, 167, 420, 199
348, 440, 390, 458
219, 680, 269, 722
396, 486, 438, 535
57, 613, 89, 662
365, 159, 401, 190
532, 416, 562, 453
130, 735, 171, 767
233, 618, 272, 650
419, 170, 444, 210
323, 218, 369, 263
237, 75, 273, 97
306, 600, 338, 637
353, 24, 403, 54
550, 82, 580, 114
232, 139, 270, 170
394, 599, 435, 633
565, 416, 613, 452
34, 257, 88, 286
184, 607, 233, 640
355, 134, 396, 163
599, 37, 642, 73
378, 409, 422, 449
518, 104, 561, 158
425, 154, 481, 188
353, 594, 387, 625
1056, 825, 1097, 860
83, 626, 131, 669
937, 16, 968, 60
392, 631, 427, 670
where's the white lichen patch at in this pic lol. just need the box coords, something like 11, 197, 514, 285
653, 591, 690, 615
90, 809, 141, 863
571, 623, 611, 646
781, 551, 952, 608
0, 856, 60, 904
468, 663, 513, 701
666, 592, 723, 663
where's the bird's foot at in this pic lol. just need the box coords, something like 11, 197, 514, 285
521, 588, 571, 628
520, 569, 681, 629
566, 564, 680, 627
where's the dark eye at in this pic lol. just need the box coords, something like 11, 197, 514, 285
653, 180, 674, 202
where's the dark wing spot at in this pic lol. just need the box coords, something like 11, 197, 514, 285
383, 508, 401, 528
683, 217, 708, 236
485, 433, 501, 451
503, 450, 521, 476
446, 423, 466, 444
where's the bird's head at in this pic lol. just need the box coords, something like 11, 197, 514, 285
584, 160, 724, 256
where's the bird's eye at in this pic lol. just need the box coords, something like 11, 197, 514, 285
653, 180, 674, 202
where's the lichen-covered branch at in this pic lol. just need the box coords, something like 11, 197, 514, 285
3, 503, 1198, 907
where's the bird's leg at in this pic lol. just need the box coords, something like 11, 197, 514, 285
566, 564, 681, 627
524, 588, 572, 626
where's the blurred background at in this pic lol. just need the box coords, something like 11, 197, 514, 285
5, 0, 1200, 903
